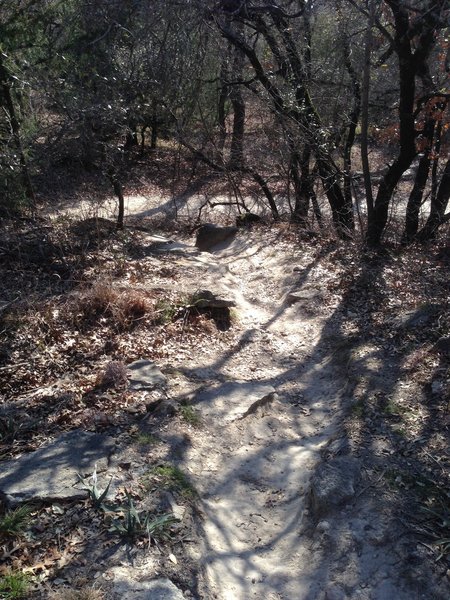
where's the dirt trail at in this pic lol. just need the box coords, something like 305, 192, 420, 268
44, 195, 447, 599
176, 238, 340, 598
150, 233, 406, 600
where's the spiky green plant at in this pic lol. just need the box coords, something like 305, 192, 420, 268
0, 505, 32, 538
0, 570, 30, 599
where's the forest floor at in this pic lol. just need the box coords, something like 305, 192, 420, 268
0, 173, 449, 599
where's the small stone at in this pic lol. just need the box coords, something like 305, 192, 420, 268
286, 288, 322, 304
128, 359, 167, 391
317, 520, 331, 533
310, 456, 360, 518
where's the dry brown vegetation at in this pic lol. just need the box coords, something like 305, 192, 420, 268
0, 167, 449, 597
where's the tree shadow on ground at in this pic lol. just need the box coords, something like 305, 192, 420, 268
166, 245, 449, 599
0, 227, 448, 598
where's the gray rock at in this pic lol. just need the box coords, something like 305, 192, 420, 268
310, 456, 360, 518
0, 430, 116, 505
195, 381, 276, 422
189, 289, 236, 309
195, 223, 238, 251
392, 303, 440, 329
286, 288, 322, 304
128, 359, 167, 391
112, 575, 185, 600
147, 240, 194, 256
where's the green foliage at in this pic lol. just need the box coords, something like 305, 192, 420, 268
134, 432, 158, 446
422, 496, 450, 560
0, 570, 30, 599
180, 403, 201, 427
109, 490, 178, 542
76, 468, 113, 511
0, 170, 29, 218
0, 416, 22, 444
145, 464, 197, 500
0, 505, 32, 538
153, 298, 180, 325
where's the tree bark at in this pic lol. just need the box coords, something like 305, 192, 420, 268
342, 35, 361, 216
0, 55, 35, 208
318, 158, 354, 237
417, 159, 450, 241
402, 116, 435, 244
291, 146, 313, 224
366, 0, 443, 246
111, 177, 125, 230
228, 21, 246, 169
360, 0, 375, 220
366, 0, 417, 246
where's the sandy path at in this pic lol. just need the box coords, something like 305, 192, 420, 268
170, 236, 346, 599
49, 193, 446, 599
165, 233, 442, 600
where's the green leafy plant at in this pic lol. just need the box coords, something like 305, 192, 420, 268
422, 498, 450, 560
76, 466, 113, 510
0, 416, 21, 443
0, 505, 32, 538
49, 588, 104, 600
109, 490, 178, 543
0, 570, 30, 599
153, 298, 179, 325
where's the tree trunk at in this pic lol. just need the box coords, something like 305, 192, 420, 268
228, 22, 245, 170
417, 159, 450, 241
367, 0, 441, 246
217, 54, 229, 162
318, 159, 354, 237
367, 2, 417, 246
402, 117, 435, 244
360, 0, 375, 220
291, 147, 313, 224
150, 99, 159, 150
112, 177, 125, 230
342, 36, 361, 216
248, 170, 279, 219
0, 56, 35, 208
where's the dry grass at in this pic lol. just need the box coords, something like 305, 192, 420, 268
49, 586, 104, 600
74, 283, 152, 330
95, 360, 129, 389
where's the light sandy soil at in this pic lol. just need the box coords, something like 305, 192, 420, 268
47, 192, 448, 599
163, 234, 445, 600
